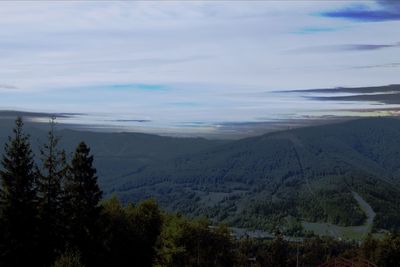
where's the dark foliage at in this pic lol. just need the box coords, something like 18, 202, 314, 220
1, 118, 400, 267
0, 117, 38, 266
99, 197, 163, 267
37, 118, 68, 265
64, 141, 103, 266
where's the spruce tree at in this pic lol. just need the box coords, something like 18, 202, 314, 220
64, 141, 102, 265
37, 118, 67, 264
0, 117, 38, 266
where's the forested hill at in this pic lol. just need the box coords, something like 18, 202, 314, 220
2, 117, 400, 266
0, 116, 227, 191
1, 116, 400, 235
105, 117, 400, 233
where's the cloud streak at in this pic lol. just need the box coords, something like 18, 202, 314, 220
287, 42, 400, 54
320, 1, 400, 22
353, 62, 400, 69
0, 84, 18, 90
293, 26, 341, 34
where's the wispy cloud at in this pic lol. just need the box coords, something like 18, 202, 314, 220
0, 84, 18, 90
320, 1, 400, 22
287, 42, 400, 54
353, 62, 400, 69
169, 102, 201, 107
108, 119, 151, 123
293, 26, 340, 34
108, 84, 168, 91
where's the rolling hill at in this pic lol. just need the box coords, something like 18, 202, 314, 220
1, 115, 400, 236
105, 117, 400, 234
0, 116, 227, 191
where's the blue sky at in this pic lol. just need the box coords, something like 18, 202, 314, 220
0, 1, 399, 136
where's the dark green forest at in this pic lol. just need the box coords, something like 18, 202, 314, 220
2, 115, 400, 234
109, 118, 400, 233
1, 118, 400, 266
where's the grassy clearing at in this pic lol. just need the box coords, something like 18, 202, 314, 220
302, 191, 375, 241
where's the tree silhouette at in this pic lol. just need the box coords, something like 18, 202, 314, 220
37, 118, 68, 265
0, 117, 38, 266
64, 141, 102, 265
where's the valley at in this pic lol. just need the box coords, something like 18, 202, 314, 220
1, 116, 400, 239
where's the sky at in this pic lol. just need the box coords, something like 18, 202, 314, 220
0, 1, 399, 137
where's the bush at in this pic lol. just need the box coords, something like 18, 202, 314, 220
52, 249, 84, 267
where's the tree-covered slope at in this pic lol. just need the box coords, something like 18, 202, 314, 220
1, 116, 400, 233
109, 118, 400, 232
0, 118, 227, 191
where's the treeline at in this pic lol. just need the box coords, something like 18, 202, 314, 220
1, 118, 400, 267
0, 118, 104, 266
